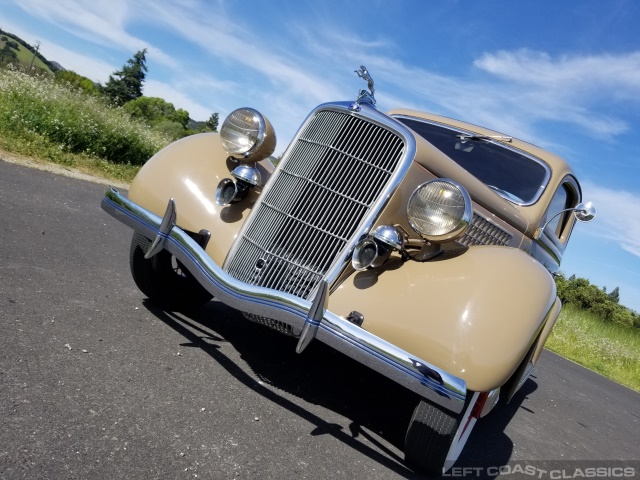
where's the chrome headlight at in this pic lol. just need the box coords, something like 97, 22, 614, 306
407, 179, 472, 242
220, 108, 275, 160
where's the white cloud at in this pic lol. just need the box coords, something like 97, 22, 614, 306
139, 2, 343, 104
42, 43, 115, 83
580, 181, 640, 258
302, 32, 640, 142
471, 49, 640, 138
474, 49, 640, 97
15, 0, 178, 68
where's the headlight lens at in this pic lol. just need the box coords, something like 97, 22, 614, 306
220, 108, 266, 157
407, 179, 472, 242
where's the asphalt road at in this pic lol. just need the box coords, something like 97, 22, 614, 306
1, 160, 638, 479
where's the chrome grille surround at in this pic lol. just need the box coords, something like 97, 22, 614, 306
459, 213, 512, 247
224, 102, 416, 299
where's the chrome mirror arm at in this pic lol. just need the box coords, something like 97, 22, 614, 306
534, 202, 596, 239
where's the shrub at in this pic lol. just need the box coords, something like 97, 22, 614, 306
55, 70, 98, 96
124, 97, 189, 129
154, 120, 190, 140
555, 272, 637, 328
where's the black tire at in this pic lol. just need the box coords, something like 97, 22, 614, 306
129, 232, 213, 310
404, 399, 463, 476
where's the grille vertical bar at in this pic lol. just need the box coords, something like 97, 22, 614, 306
224, 109, 405, 299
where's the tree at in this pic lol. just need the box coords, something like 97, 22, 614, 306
175, 108, 189, 129
0, 43, 18, 66
101, 49, 148, 106
608, 286, 620, 304
205, 113, 219, 132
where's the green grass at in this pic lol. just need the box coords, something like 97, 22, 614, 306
0, 67, 170, 182
546, 304, 640, 392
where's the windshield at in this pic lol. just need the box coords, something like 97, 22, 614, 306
396, 117, 549, 205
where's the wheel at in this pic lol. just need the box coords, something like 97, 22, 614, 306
129, 232, 213, 310
405, 393, 482, 476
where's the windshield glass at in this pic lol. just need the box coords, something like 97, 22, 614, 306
396, 117, 549, 205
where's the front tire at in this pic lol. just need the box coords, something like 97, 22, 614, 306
129, 232, 213, 310
405, 393, 481, 476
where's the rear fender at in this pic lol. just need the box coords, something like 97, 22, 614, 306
328, 246, 558, 392
128, 133, 272, 265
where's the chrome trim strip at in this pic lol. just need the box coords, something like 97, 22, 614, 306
392, 114, 552, 207
223, 102, 417, 297
102, 188, 467, 413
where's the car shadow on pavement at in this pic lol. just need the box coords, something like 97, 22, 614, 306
143, 298, 538, 480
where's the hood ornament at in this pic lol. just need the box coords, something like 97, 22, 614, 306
350, 65, 376, 111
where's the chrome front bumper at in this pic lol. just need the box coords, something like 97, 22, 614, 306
101, 188, 467, 413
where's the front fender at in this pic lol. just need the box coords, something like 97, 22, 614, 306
128, 132, 271, 266
328, 246, 558, 392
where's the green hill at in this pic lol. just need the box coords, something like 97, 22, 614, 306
0, 29, 60, 75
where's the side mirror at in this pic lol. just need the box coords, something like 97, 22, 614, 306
534, 201, 597, 239
573, 201, 596, 222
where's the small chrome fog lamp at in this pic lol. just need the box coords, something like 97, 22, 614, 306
370, 225, 405, 251
231, 164, 261, 187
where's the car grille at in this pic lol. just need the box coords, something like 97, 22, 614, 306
242, 313, 295, 336
224, 109, 405, 299
458, 213, 512, 246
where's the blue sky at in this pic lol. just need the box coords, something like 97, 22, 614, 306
2, 0, 640, 311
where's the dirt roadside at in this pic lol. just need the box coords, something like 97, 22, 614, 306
0, 147, 129, 190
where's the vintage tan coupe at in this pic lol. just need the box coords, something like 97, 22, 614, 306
101, 66, 595, 475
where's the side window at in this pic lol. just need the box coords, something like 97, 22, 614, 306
544, 182, 578, 242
